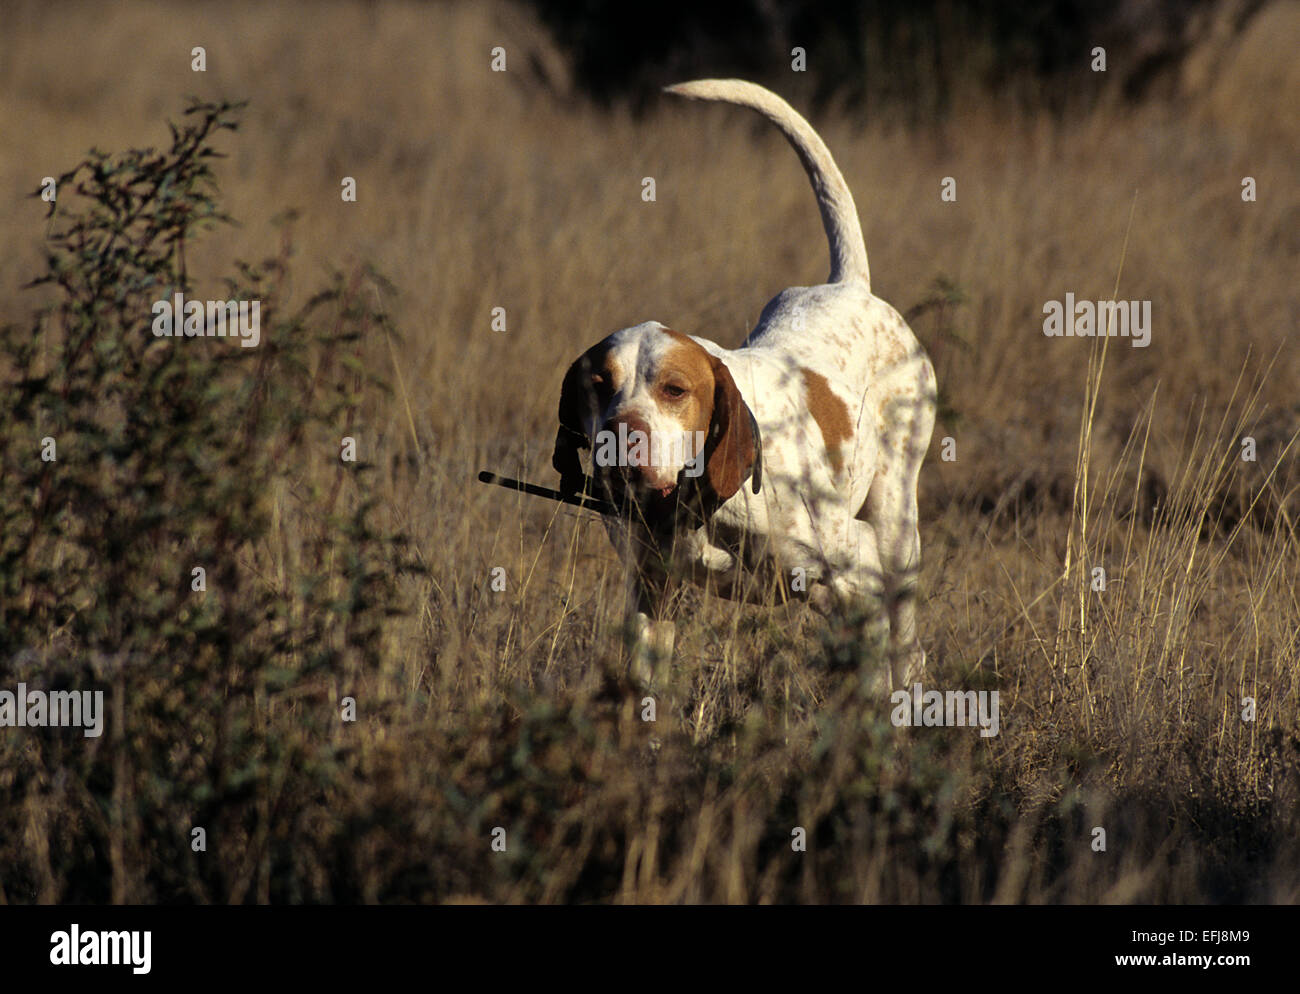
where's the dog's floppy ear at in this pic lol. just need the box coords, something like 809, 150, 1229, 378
703, 357, 759, 503
552, 346, 606, 495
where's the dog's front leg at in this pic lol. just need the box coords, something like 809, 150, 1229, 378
626, 610, 675, 688
622, 540, 678, 688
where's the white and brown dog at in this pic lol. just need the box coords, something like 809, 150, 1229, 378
553, 79, 936, 688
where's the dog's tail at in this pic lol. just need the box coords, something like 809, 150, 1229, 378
665, 78, 869, 288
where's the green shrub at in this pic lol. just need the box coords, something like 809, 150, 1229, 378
0, 100, 416, 903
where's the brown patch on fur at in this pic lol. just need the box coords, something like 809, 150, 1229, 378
704, 358, 756, 502
656, 327, 717, 435
657, 328, 755, 504
597, 349, 622, 392
801, 368, 853, 476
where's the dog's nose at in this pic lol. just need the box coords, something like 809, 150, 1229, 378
606, 413, 651, 441
602, 415, 678, 494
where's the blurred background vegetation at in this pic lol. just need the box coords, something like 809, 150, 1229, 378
527, 0, 1265, 116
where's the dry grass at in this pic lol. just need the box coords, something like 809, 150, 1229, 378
0, 0, 1296, 903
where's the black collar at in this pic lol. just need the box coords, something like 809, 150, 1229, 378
743, 401, 763, 495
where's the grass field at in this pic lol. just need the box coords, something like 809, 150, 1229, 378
0, 0, 1296, 903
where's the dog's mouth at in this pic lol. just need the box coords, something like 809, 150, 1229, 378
597, 471, 683, 519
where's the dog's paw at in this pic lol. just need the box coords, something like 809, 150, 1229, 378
625, 612, 676, 688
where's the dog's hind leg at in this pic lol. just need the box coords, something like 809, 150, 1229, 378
860, 388, 933, 689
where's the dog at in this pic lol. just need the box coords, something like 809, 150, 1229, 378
552, 79, 936, 689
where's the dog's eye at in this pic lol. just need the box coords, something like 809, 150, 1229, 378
661, 383, 687, 399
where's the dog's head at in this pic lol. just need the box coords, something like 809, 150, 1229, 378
553, 322, 761, 518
